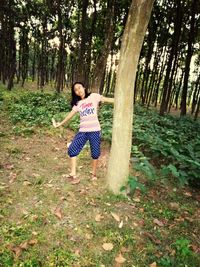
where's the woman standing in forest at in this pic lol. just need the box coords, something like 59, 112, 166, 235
52, 82, 114, 181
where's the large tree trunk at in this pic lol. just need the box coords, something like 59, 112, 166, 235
107, 0, 154, 194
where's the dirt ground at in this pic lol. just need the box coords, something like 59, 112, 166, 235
0, 109, 200, 267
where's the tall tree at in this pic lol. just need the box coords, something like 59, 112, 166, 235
159, 0, 182, 115
180, 0, 197, 116
74, 0, 89, 83
90, 0, 115, 93
107, 0, 154, 194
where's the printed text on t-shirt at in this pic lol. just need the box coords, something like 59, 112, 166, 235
80, 102, 95, 117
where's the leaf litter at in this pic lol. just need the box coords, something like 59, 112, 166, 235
0, 120, 200, 266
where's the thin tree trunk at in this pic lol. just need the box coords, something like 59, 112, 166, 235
7, 0, 16, 91
191, 76, 200, 114
90, 0, 115, 93
194, 94, 200, 121
180, 0, 196, 116
78, 0, 88, 83
152, 46, 167, 107
84, 0, 97, 88
32, 42, 36, 82
56, 2, 65, 93
159, 0, 181, 115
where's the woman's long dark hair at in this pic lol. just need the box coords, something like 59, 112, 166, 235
71, 82, 90, 107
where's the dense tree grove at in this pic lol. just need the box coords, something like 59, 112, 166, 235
0, 0, 199, 117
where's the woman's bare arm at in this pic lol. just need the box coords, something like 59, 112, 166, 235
52, 110, 76, 128
101, 96, 114, 104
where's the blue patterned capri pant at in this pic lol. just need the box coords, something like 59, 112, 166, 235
68, 131, 101, 159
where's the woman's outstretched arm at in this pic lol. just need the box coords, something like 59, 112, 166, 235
101, 96, 114, 104
52, 110, 76, 128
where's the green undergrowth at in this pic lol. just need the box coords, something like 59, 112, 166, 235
1, 85, 200, 187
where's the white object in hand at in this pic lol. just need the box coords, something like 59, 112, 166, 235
52, 118, 58, 127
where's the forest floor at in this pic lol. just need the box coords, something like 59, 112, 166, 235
0, 89, 200, 266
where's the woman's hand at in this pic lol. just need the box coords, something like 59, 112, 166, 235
52, 118, 60, 128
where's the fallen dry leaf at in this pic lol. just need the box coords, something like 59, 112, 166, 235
115, 253, 126, 263
60, 196, 67, 201
74, 249, 81, 256
31, 215, 38, 221
118, 221, 123, 228
70, 179, 80, 185
132, 197, 140, 202
28, 239, 38, 245
153, 218, 164, 227
67, 191, 75, 198
85, 233, 93, 240
102, 243, 114, 251
191, 244, 200, 253
19, 241, 28, 250
4, 163, 14, 170
111, 212, 120, 222
23, 181, 32, 186
12, 246, 22, 258
143, 232, 161, 245
32, 231, 38, 236
95, 214, 104, 222
45, 183, 54, 188
184, 191, 192, 197
185, 217, 194, 222
150, 262, 157, 267
121, 247, 130, 253
9, 172, 17, 183
54, 207, 62, 219
32, 173, 40, 178
79, 189, 86, 195
169, 202, 180, 210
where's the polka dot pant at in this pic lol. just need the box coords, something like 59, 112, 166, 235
68, 131, 101, 159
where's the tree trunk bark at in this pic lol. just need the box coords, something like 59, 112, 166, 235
107, 0, 154, 194
159, 0, 182, 115
74, 0, 89, 84
180, 0, 196, 116
7, 1, 16, 91
90, 0, 115, 93
56, 2, 65, 93
194, 94, 200, 121
191, 76, 200, 114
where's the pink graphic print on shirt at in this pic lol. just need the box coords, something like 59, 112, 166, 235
79, 102, 95, 117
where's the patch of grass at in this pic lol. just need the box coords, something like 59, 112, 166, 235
159, 208, 176, 220
0, 250, 14, 267
99, 191, 129, 203
12, 126, 35, 136
46, 248, 78, 266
